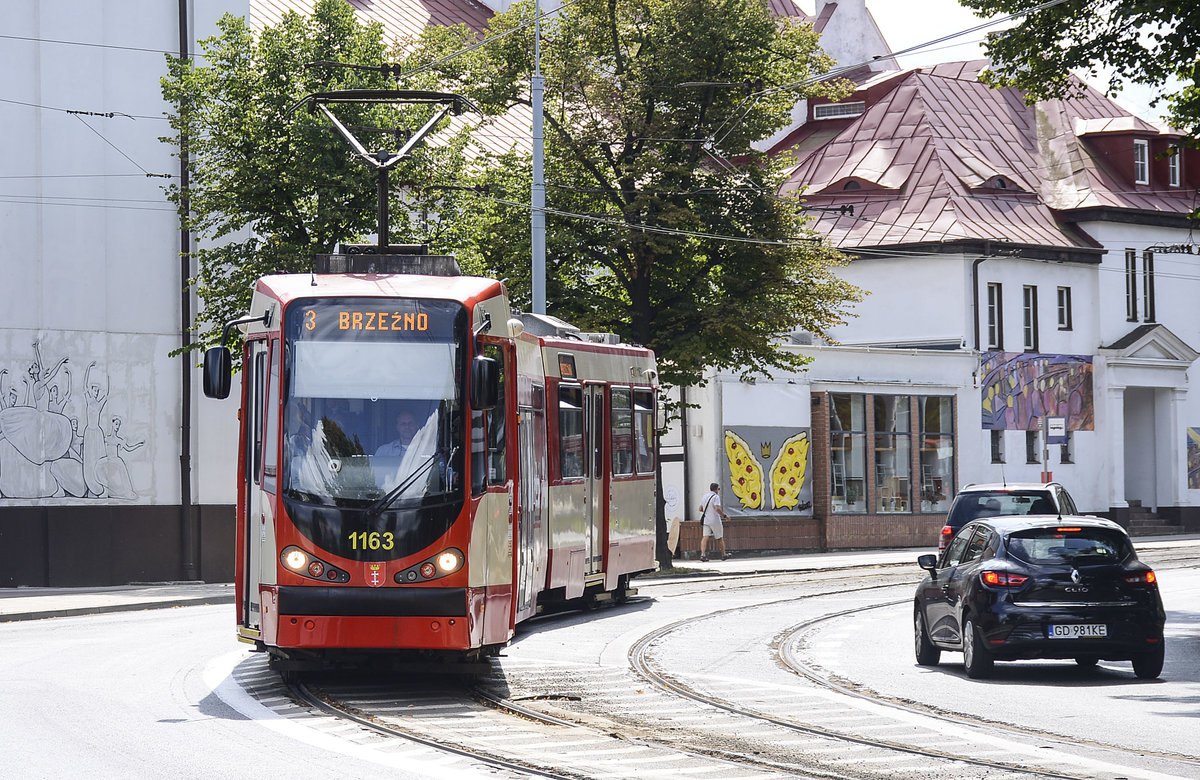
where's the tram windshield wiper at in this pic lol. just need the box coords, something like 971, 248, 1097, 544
361, 447, 454, 520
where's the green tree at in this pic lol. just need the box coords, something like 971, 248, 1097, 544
961, 0, 1199, 141
440, 0, 862, 390
161, 0, 483, 353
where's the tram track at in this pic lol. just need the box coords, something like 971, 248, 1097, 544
285, 679, 581, 780
625, 584, 1087, 780
234, 548, 1198, 779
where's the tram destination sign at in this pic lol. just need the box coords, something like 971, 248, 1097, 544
290, 298, 463, 342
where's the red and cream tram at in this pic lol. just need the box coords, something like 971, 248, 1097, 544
203, 253, 658, 670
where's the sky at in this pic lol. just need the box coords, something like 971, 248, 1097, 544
860, 0, 1176, 125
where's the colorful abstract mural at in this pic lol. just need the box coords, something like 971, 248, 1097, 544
980, 352, 1094, 431
1188, 428, 1200, 490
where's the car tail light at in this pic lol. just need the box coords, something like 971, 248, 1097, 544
1124, 571, 1157, 585
981, 570, 1028, 587
938, 525, 953, 551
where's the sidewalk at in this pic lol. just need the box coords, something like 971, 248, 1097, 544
0, 581, 235, 622
3, 535, 1195, 622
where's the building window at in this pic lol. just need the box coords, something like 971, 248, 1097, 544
1169, 145, 1181, 187
1060, 431, 1073, 464
986, 282, 1003, 350
1022, 285, 1039, 352
1143, 251, 1156, 322
874, 395, 911, 513
1125, 249, 1138, 321
829, 394, 867, 513
990, 429, 1005, 464
919, 397, 955, 512
1056, 286, 1072, 330
1134, 139, 1149, 184
1026, 430, 1040, 464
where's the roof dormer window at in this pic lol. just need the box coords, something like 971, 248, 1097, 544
814, 101, 866, 121
992, 177, 1008, 189
1169, 145, 1182, 187
1134, 139, 1149, 185
843, 180, 861, 191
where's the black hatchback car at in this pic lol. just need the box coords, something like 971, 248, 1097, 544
914, 516, 1165, 679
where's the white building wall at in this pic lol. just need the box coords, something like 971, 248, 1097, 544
828, 253, 966, 347
0, 1, 240, 506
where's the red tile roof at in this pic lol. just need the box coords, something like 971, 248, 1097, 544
782, 62, 1196, 253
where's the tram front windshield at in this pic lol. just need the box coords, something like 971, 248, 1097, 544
281, 297, 468, 561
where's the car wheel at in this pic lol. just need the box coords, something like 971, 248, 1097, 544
1132, 642, 1165, 680
914, 608, 940, 666
962, 618, 993, 679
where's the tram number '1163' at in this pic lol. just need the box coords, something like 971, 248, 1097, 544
349, 531, 395, 551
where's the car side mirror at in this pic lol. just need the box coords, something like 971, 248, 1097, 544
917, 553, 938, 573
202, 346, 232, 400
471, 355, 499, 411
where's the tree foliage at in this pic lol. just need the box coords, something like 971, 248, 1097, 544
163, 0, 863, 391
437, 0, 863, 389
962, 0, 1200, 140
160, 0, 483, 353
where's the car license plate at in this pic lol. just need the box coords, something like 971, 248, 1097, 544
1048, 624, 1107, 639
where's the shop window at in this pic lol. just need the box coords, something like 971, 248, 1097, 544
919, 397, 954, 513
874, 395, 911, 513
829, 393, 867, 513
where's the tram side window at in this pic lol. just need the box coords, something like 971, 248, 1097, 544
558, 385, 585, 479
611, 388, 634, 476
633, 388, 655, 474
262, 340, 280, 493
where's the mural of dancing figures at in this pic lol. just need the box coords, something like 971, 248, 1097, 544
0, 339, 145, 500
723, 426, 813, 516
980, 352, 1095, 431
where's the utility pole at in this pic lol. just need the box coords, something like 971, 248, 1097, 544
531, 0, 547, 314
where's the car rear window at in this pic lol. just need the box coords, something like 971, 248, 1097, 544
1006, 528, 1133, 566
949, 491, 1057, 525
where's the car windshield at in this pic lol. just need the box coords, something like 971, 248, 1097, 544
1006, 528, 1133, 566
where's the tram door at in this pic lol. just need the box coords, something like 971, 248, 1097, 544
241, 340, 269, 630
516, 407, 538, 615
584, 385, 606, 575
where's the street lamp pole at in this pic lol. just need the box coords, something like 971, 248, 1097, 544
531, 0, 546, 314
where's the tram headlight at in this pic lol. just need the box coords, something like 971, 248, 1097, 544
308, 560, 325, 578
284, 549, 308, 571
437, 550, 461, 573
